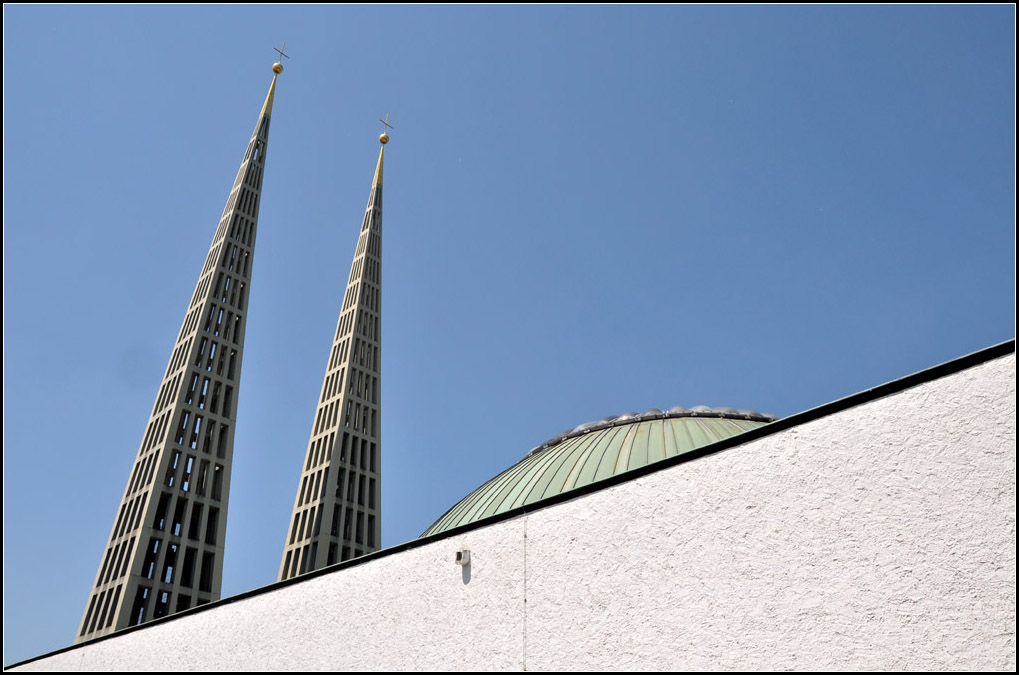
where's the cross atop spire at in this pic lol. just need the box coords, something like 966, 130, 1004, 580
272, 41, 289, 74
274, 41, 290, 62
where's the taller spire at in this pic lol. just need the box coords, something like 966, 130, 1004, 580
75, 56, 283, 643
279, 128, 388, 579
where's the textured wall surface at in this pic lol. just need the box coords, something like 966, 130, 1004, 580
13, 352, 1015, 671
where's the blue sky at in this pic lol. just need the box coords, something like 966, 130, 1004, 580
3, 5, 1014, 664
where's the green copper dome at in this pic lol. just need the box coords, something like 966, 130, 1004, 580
422, 406, 777, 537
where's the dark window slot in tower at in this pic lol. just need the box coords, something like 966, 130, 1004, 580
201, 420, 216, 455
161, 543, 179, 584
153, 591, 171, 619
312, 507, 323, 537
188, 503, 204, 540
164, 451, 182, 488
142, 538, 161, 580
203, 304, 217, 333
217, 426, 229, 458
331, 505, 341, 536
198, 377, 210, 410
174, 411, 190, 446
189, 415, 203, 450
105, 587, 122, 628
193, 338, 207, 368
198, 552, 215, 593
180, 547, 197, 588
210, 381, 222, 414
171, 498, 188, 537
130, 587, 151, 626
213, 272, 224, 300
196, 460, 210, 497
205, 507, 219, 546
181, 455, 195, 492
212, 464, 224, 500
335, 468, 345, 500
119, 537, 136, 578
153, 492, 172, 531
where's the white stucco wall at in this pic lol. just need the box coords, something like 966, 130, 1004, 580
13, 351, 1015, 671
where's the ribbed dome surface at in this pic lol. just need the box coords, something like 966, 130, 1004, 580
422, 407, 775, 537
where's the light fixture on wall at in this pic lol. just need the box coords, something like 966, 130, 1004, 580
455, 549, 470, 566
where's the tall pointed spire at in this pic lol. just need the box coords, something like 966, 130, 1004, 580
279, 127, 388, 579
75, 56, 284, 642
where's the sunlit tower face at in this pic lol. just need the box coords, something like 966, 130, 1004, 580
278, 131, 388, 580
75, 60, 283, 642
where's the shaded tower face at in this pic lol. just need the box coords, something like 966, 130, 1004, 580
75, 65, 282, 642
279, 139, 386, 580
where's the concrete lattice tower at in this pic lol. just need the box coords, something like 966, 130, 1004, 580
279, 131, 387, 579
75, 58, 284, 642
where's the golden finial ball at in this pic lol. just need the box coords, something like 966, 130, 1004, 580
379, 132, 390, 145
272, 62, 284, 74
